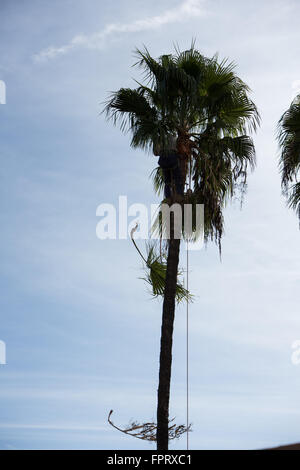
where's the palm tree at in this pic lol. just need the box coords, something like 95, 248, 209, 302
278, 95, 300, 221
104, 43, 259, 450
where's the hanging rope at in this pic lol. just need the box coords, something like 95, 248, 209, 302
186, 152, 192, 450
186, 240, 189, 451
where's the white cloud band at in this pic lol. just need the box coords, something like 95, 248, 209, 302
33, 0, 205, 62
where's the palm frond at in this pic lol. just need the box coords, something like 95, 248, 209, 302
103, 87, 157, 132
287, 182, 300, 221
150, 166, 165, 196
278, 95, 300, 221
278, 98, 300, 185
143, 243, 192, 303
131, 232, 192, 303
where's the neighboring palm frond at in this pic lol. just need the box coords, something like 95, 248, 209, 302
287, 182, 300, 221
278, 96, 300, 221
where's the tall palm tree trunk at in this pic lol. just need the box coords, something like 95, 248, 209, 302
157, 211, 181, 450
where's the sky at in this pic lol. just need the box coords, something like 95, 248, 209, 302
0, 0, 300, 450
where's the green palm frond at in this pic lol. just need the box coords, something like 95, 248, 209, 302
278, 98, 300, 184
218, 135, 256, 171
142, 243, 192, 303
104, 88, 155, 125
131, 232, 192, 303
150, 166, 165, 196
134, 47, 196, 96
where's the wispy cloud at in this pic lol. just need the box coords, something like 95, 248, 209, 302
33, 0, 206, 62
0, 423, 107, 431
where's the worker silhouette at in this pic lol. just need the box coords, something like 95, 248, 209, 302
153, 136, 184, 200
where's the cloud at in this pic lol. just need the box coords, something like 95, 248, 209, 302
33, 0, 206, 62
0, 423, 106, 431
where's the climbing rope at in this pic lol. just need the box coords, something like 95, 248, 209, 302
186, 152, 192, 450
186, 240, 189, 450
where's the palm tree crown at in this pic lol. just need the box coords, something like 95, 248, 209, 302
104, 44, 260, 248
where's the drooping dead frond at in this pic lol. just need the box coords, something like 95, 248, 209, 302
108, 410, 191, 442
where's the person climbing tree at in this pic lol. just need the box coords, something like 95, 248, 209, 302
153, 135, 184, 201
